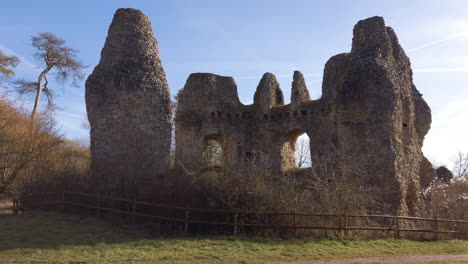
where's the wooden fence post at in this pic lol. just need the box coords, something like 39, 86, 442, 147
234, 212, 238, 236
61, 191, 65, 211
463, 222, 467, 241
395, 216, 400, 239
184, 205, 190, 233
344, 211, 349, 236
339, 214, 343, 236
434, 216, 439, 240
293, 211, 297, 237
453, 221, 457, 240
96, 195, 101, 217
12, 199, 18, 215
131, 198, 136, 225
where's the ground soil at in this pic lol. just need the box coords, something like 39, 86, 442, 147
267, 254, 468, 264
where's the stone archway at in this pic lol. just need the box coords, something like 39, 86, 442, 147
202, 134, 225, 168
281, 129, 311, 171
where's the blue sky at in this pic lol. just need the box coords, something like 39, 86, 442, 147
1, 0, 467, 167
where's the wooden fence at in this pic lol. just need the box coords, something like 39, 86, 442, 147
17, 191, 468, 240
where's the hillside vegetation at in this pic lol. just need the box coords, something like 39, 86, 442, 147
0, 95, 90, 198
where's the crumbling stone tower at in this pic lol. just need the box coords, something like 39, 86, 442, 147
86, 8, 172, 190
175, 17, 435, 215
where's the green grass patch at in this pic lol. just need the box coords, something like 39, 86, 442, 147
0, 210, 468, 263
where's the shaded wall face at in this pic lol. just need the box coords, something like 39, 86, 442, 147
319, 17, 433, 215
175, 73, 327, 174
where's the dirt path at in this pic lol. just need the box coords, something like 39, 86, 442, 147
266, 254, 468, 264
0, 200, 13, 215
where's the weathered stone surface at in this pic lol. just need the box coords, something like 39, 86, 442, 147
420, 156, 437, 189
291, 71, 310, 105
330, 16, 433, 215
85, 8, 172, 191
254, 73, 284, 112
175, 16, 435, 215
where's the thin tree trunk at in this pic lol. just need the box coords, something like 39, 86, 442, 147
31, 68, 51, 121
31, 74, 44, 121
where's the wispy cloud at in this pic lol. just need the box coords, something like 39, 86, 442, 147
408, 31, 467, 53
0, 45, 15, 55
0, 43, 41, 76
307, 79, 322, 85
68, 87, 85, 97
423, 98, 468, 167
303, 74, 322, 78
414, 67, 468, 73
236, 73, 321, 80
59, 110, 83, 119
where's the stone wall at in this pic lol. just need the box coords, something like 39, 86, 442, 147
175, 17, 435, 215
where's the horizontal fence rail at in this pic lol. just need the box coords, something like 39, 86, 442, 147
16, 191, 468, 240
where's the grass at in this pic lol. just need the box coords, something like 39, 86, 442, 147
1, 210, 468, 263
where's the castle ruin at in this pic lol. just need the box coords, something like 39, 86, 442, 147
86, 8, 436, 215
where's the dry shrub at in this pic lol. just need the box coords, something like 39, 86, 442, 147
424, 178, 468, 220
422, 177, 468, 236
424, 154, 468, 220
0, 95, 90, 199
169, 144, 383, 235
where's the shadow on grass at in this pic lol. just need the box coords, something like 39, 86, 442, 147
1, 210, 342, 253
0, 210, 155, 251
2, 210, 468, 264
0, 210, 297, 251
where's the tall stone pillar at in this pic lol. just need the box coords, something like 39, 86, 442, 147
85, 8, 172, 192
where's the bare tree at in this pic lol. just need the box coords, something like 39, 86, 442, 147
14, 32, 85, 120
453, 152, 468, 179
0, 50, 19, 87
295, 135, 311, 168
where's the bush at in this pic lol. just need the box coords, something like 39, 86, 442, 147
424, 177, 468, 220
436, 166, 453, 184
0, 95, 90, 199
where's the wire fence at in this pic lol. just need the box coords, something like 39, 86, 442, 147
14, 191, 468, 240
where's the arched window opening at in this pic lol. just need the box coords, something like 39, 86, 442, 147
295, 133, 312, 168
202, 138, 223, 168
281, 129, 312, 171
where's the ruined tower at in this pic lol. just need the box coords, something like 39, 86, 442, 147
85, 8, 172, 191
322, 17, 435, 215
